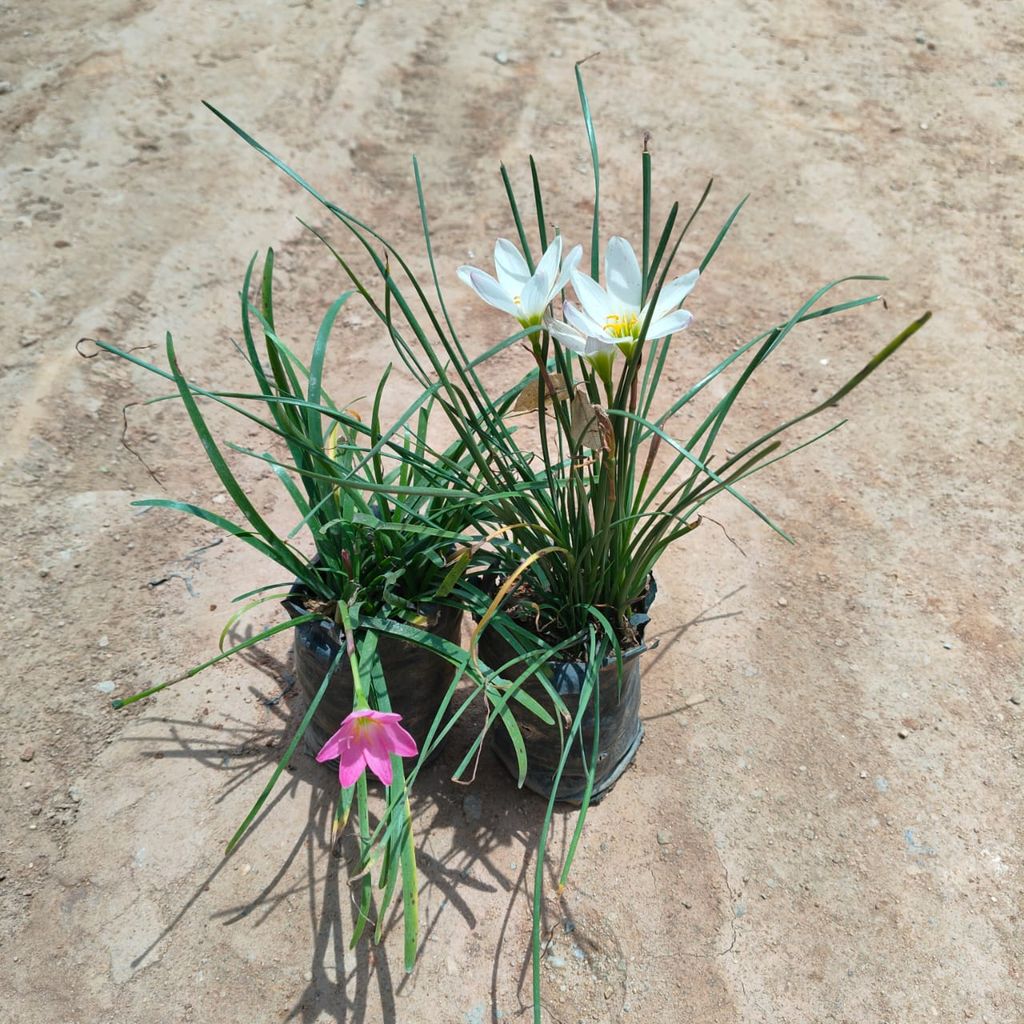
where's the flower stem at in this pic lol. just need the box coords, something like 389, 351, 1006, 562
337, 601, 367, 707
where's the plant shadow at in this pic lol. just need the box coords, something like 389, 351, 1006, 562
125, 626, 559, 1024
126, 583, 742, 1022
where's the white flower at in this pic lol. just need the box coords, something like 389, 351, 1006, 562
542, 313, 619, 392
568, 236, 699, 350
458, 236, 583, 328
543, 313, 617, 359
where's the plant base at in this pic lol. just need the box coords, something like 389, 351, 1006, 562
283, 590, 462, 761
494, 716, 645, 806
484, 638, 648, 805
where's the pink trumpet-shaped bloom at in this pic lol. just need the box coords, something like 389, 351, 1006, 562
315, 708, 418, 788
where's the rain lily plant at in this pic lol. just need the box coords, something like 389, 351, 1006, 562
108, 64, 929, 1024
92, 251, 504, 971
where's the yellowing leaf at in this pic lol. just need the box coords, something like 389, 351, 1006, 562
569, 389, 614, 454
512, 373, 568, 413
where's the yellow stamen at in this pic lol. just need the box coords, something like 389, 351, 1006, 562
604, 312, 640, 339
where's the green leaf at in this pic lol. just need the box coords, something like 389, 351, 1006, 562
306, 290, 354, 448
500, 163, 534, 273
495, 701, 528, 787
575, 62, 600, 279
162, 332, 311, 581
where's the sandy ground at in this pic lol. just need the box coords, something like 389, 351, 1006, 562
2, 1, 1022, 1022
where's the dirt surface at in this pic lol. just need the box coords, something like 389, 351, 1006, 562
2, 2, 1021, 1023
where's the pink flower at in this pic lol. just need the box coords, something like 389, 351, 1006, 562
315, 708, 418, 788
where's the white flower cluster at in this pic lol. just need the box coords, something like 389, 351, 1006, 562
459, 236, 699, 361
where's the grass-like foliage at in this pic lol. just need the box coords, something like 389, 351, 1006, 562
97, 63, 927, 1021
93, 254, 512, 970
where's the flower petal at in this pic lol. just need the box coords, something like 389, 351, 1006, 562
362, 730, 394, 786
550, 309, 619, 358
520, 237, 563, 316
519, 274, 550, 319
646, 308, 694, 341
494, 238, 531, 292
563, 300, 609, 342
571, 270, 615, 325
316, 724, 350, 763
534, 236, 563, 287
338, 750, 367, 788
553, 243, 583, 294
651, 269, 700, 319
382, 718, 418, 758
458, 266, 520, 317
545, 315, 590, 356
605, 236, 643, 307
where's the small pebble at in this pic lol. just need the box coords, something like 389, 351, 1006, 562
69, 786, 82, 803
1009, 693, 1022, 706
97, 636, 109, 649
19, 747, 34, 762
0, 81, 12, 94
942, 641, 953, 650
463, 794, 482, 823
915, 32, 926, 44
898, 728, 910, 739
777, 597, 788, 607
494, 50, 510, 65
657, 830, 672, 845
94, 681, 116, 694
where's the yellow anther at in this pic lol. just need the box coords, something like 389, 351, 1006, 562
604, 312, 639, 339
